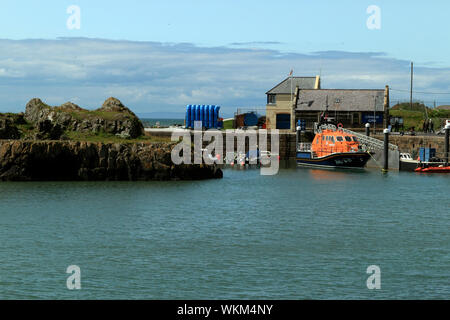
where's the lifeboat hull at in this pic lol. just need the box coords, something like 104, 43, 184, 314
297, 152, 371, 169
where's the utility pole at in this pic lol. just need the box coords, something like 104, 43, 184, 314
373, 95, 377, 134
410, 62, 414, 110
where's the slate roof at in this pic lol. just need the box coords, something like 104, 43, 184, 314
296, 89, 385, 112
266, 77, 317, 94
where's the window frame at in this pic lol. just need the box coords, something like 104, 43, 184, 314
267, 94, 276, 105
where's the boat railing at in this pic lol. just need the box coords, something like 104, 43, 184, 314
340, 127, 399, 152
313, 122, 398, 152
297, 143, 312, 152
314, 123, 337, 134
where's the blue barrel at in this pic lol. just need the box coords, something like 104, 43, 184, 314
200, 105, 206, 127
190, 105, 196, 128
199, 105, 204, 126
205, 105, 210, 128
209, 106, 216, 128
214, 106, 220, 128
209, 105, 215, 128
193, 105, 198, 125
195, 105, 200, 125
244, 112, 258, 126
202, 105, 206, 128
186, 105, 192, 128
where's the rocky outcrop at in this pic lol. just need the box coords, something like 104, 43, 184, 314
0, 118, 20, 140
24, 97, 144, 139
0, 113, 26, 139
0, 140, 223, 181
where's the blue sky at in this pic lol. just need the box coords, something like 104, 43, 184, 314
1, 1, 450, 116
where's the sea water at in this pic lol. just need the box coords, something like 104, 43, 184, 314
0, 168, 448, 299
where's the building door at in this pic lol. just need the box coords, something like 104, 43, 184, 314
276, 114, 291, 129
353, 113, 360, 125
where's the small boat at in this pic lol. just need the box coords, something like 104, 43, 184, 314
415, 165, 450, 173
297, 126, 371, 169
399, 153, 419, 171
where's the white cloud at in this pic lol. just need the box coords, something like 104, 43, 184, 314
0, 38, 450, 115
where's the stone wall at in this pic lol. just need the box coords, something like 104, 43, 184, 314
148, 129, 298, 160
374, 134, 446, 157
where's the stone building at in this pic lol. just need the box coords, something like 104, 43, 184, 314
295, 86, 390, 131
265, 76, 321, 131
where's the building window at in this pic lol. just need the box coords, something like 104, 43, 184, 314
276, 114, 291, 129
267, 94, 276, 105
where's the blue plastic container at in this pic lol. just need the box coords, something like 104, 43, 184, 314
201, 105, 206, 128
204, 105, 210, 128
185, 104, 221, 128
244, 112, 258, 126
419, 148, 436, 162
210, 106, 215, 128
199, 105, 204, 126
195, 105, 200, 125
214, 106, 220, 128
190, 105, 196, 128
185, 105, 191, 128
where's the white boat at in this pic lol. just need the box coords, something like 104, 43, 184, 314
399, 153, 419, 171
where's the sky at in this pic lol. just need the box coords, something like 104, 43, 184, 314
1, 0, 450, 116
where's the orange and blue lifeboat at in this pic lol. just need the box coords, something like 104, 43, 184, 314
297, 129, 371, 169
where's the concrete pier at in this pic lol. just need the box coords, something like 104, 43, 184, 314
145, 128, 298, 161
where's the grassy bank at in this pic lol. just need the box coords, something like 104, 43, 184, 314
390, 103, 450, 130
64, 131, 173, 144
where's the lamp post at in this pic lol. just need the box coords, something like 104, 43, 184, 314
365, 123, 370, 137
445, 123, 450, 165
373, 96, 377, 135
383, 128, 390, 172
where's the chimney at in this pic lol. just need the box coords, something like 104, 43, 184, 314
314, 76, 321, 89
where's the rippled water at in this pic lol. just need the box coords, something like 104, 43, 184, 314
0, 168, 449, 299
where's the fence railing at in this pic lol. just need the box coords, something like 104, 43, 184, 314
297, 143, 312, 152
314, 123, 398, 152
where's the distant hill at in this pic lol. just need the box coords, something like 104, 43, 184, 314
390, 102, 429, 112
436, 105, 450, 110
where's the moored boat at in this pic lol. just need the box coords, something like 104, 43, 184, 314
297, 126, 371, 169
415, 165, 450, 173
399, 153, 419, 171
